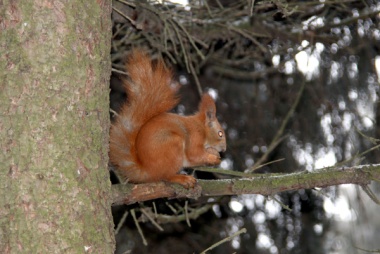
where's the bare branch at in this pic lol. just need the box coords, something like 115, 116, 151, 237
111, 164, 380, 205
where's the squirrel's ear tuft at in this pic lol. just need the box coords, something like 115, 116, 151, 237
199, 93, 216, 121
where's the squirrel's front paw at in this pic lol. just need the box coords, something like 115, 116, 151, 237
206, 153, 221, 165
206, 147, 221, 157
166, 174, 197, 189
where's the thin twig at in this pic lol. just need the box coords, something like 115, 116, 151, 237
200, 228, 247, 254
361, 185, 380, 205
140, 208, 164, 231
250, 78, 306, 171
188, 60, 203, 96
185, 200, 191, 227
111, 68, 128, 75
153, 202, 158, 218
131, 209, 148, 246
110, 108, 119, 117
165, 202, 178, 214
115, 211, 129, 235
116, 0, 136, 8
269, 195, 292, 212
248, 158, 285, 172
335, 143, 380, 168
112, 6, 135, 25
154, 204, 213, 224
226, 25, 267, 53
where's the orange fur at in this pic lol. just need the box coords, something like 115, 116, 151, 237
109, 50, 226, 188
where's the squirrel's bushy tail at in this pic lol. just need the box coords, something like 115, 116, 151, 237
109, 50, 179, 182
122, 50, 179, 126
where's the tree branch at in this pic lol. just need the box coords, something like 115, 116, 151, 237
111, 164, 380, 205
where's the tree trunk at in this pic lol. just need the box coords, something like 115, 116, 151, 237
0, 1, 114, 252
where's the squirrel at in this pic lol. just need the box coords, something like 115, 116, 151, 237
109, 50, 226, 188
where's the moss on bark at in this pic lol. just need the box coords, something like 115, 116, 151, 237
0, 0, 114, 252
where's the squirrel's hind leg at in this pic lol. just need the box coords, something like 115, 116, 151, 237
152, 134, 197, 188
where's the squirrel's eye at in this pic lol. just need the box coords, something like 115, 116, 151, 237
218, 131, 223, 137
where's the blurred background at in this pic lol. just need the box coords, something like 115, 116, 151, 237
110, 1, 380, 253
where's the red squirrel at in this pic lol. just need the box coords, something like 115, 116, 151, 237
109, 50, 226, 188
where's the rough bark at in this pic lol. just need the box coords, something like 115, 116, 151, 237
0, 1, 114, 253
111, 164, 380, 205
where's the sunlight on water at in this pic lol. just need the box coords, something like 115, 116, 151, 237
323, 186, 357, 221
314, 148, 337, 169
207, 88, 219, 100
155, 0, 188, 4
220, 158, 233, 170
376, 56, 380, 83
229, 199, 244, 213
303, 16, 324, 29
330, 61, 342, 82
348, 89, 358, 100
212, 204, 222, 218
257, 233, 272, 248
313, 223, 323, 235
272, 55, 280, 67
295, 41, 324, 80
154, 0, 191, 10
232, 238, 240, 249
253, 211, 266, 224
265, 198, 282, 219
225, 218, 244, 250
